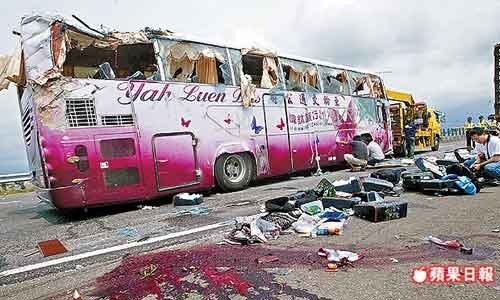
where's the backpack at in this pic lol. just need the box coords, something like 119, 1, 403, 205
445, 164, 481, 193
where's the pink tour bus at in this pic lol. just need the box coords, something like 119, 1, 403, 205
1, 14, 392, 209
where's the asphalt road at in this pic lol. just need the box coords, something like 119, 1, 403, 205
0, 141, 499, 300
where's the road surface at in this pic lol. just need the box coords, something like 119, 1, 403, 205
0, 142, 498, 299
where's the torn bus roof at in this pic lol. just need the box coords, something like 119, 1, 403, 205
0, 13, 174, 90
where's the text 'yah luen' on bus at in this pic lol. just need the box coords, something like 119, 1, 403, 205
0, 14, 393, 210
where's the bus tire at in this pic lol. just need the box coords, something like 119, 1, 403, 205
431, 135, 440, 151
215, 153, 254, 192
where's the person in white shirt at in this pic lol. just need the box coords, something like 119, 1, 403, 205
361, 133, 385, 165
464, 127, 500, 179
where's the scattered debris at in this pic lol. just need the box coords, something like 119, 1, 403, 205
256, 255, 279, 264
136, 236, 151, 243
137, 205, 157, 210
318, 248, 363, 263
175, 207, 211, 216
226, 201, 251, 207
23, 249, 39, 257
460, 247, 473, 255
215, 267, 232, 273
72, 289, 82, 300
326, 263, 338, 272
117, 227, 138, 237
140, 264, 158, 279
37, 239, 67, 257
174, 193, 203, 206
353, 201, 408, 222
424, 236, 461, 249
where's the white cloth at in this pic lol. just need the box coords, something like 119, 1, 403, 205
475, 135, 500, 160
344, 154, 367, 167
367, 141, 385, 160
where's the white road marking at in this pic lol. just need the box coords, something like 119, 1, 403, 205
0, 201, 21, 205
0, 220, 234, 278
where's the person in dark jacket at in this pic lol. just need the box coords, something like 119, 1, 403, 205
404, 119, 416, 158
343, 135, 369, 171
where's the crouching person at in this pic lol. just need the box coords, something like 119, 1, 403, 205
343, 135, 368, 171
362, 133, 385, 166
464, 127, 500, 179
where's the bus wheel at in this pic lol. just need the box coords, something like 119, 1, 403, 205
215, 153, 254, 192
431, 135, 440, 151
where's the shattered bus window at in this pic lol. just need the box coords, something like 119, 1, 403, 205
348, 71, 385, 98
61, 24, 157, 81
158, 40, 231, 85
280, 58, 320, 93
228, 48, 242, 86
348, 71, 371, 97
239, 49, 279, 89
319, 66, 349, 95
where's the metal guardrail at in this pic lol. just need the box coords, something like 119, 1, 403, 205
441, 127, 466, 142
0, 172, 32, 185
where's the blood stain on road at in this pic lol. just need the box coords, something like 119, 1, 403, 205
93, 242, 496, 299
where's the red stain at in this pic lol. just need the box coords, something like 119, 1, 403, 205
201, 267, 250, 295
94, 245, 324, 300
93, 242, 496, 299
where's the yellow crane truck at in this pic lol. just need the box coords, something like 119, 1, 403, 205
386, 89, 442, 155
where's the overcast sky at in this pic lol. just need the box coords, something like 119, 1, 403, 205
0, 0, 499, 173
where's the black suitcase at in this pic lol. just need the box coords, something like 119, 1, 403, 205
362, 177, 394, 192
321, 197, 362, 210
267, 190, 320, 212
418, 179, 458, 194
353, 201, 408, 222
402, 171, 434, 191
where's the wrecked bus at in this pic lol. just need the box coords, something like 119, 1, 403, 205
0, 14, 392, 209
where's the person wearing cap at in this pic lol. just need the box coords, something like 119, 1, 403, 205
464, 127, 500, 179
464, 116, 475, 149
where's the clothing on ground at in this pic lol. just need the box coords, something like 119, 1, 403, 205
344, 154, 367, 168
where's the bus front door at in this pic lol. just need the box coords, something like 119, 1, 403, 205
153, 132, 200, 191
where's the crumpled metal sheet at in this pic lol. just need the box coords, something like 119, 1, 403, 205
21, 15, 59, 86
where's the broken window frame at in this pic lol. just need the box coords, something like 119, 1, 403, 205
236, 51, 281, 89
347, 71, 386, 99
279, 58, 320, 93
60, 25, 159, 81
156, 39, 232, 85
318, 65, 350, 95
